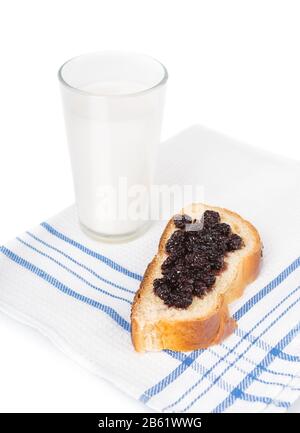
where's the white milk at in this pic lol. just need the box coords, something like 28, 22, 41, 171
62, 80, 164, 237
83, 81, 146, 95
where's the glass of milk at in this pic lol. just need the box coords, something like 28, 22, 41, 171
58, 52, 167, 242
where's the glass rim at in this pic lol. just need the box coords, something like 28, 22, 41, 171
58, 51, 168, 98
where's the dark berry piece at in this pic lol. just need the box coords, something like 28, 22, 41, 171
164, 290, 193, 309
202, 210, 220, 228
153, 277, 165, 290
214, 240, 228, 255
164, 267, 185, 285
185, 253, 211, 272
193, 280, 207, 297
155, 285, 171, 301
165, 230, 186, 255
161, 255, 176, 273
177, 280, 194, 295
210, 255, 225, 271
213, 223, 231, 237
153, 278, 171, 301
227, 234, 244, 251
184, 232, 200, 252
198, 232, 216, 246
200, 274, 216, 288
153, 278, 161, 289
173, 214, 192, 229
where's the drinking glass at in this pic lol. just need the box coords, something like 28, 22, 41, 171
59, 51, 167, 242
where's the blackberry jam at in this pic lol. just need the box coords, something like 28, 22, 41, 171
153, 210, 244, 309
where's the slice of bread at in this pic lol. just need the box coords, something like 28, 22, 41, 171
131, 203, 262, 352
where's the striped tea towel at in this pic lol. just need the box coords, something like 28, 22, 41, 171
1, 125, 300, 413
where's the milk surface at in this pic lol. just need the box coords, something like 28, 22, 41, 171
83, 81, 147, 95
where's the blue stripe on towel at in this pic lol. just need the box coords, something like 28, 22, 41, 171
208, 347, 299, 390
41, 223, 143, 282
165, 343, 300, 401
140, 350, 202, 404
139, 257, 300, 404
233, 328, 300, 362
16, 237, 132, 305
0, 246, 131, 332
213, 321, 300, 413
179, 287, 300, 412
165, 348, 300, 402
220, 342, 298, 379
27, 231, 136, 294
233, 257, 300, 321
220, 389, 289, 409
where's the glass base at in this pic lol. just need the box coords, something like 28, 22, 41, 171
79, 220, 153, 243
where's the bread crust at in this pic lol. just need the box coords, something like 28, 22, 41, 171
131, 204, 262, 352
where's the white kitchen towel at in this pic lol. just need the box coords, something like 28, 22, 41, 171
1, 125, 300, 413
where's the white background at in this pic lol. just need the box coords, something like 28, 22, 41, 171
0, 0, 300, 412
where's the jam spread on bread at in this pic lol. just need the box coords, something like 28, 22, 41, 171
153, 210, 244, 309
